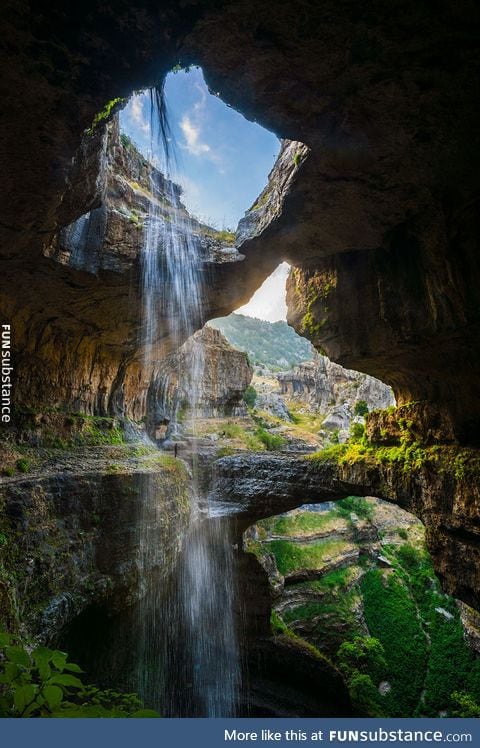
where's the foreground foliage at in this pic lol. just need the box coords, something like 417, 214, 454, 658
0, 633, 159, 718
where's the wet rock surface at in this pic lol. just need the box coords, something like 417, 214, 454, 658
147, 325, 253, 437
0, 448, 191, 642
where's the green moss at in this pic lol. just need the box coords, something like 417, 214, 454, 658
86, 97, 127, 135
291, 267, 337, 338
260, 510, 333, 537
308, 434, 480, 481
269, 612, 337, 669
361, 569, 428, 716
308, 437, 430, 473
268, 538, 351, 576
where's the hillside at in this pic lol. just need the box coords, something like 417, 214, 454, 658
247, 498, 480, 718
208, 314, 314, 371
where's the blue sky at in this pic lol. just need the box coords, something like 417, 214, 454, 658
120, 67, 280, 230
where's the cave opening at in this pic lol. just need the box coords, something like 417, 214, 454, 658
2, 2, 480, 724
119, 65, 282, 235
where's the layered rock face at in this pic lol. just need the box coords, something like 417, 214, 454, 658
2, 115, 249, 420
2, 0, 478, 441
210, 438, 480, 612
0, 453, 191, 642
278, 353, 394, 439
147, 325, 253, 437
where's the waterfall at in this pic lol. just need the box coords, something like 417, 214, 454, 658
134, 84, 241, 716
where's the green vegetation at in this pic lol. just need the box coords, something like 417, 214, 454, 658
360, 569, 428, 716
216, 446, 235, 458
243, 385, 257, 408
204, 228, 236, 245
86, 97, 127, 135
208, 314, 313, 371
349, 422, 365, 442
267, 538, 352, 576
249, 495, 480, 717
255, 427, 286, 450
307, 438, 432, 473
15, 459, 30, 474
0, 632, 158, 717
287, 404, 325, 434
451, 692, 480, 718
354, 400, 369, 417
336, 496, 373, 522
308, 430, 480, 481
260, 510, 334, 537
211, 420, 285, 451
120, 133, 132, 149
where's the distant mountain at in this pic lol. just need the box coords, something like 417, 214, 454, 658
208, 314, 314, 371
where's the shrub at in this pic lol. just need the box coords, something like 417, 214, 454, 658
255, 427, 286, 451
15, 459, 30, 474
347, 671, 384, 717
243, 385, 257, 409
336, 496, 373, 522
360, 570, 428, 716
450, 692, 480, 718
354, 400, 369, 417
337, 636, 387, 684
396, 543, 422, 571
350, 422, 365, 442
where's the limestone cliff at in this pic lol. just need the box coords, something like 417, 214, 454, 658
0, 450, 191, 642
147, 326, 253, 438
278, 353, 394, 439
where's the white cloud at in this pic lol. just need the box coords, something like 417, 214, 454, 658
178, 84, 224, 168
129, 94, 150, 135
179, 115, 211, 156
236, 262, 290, 322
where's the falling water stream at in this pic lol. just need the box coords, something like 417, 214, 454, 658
135, 84, 242, 716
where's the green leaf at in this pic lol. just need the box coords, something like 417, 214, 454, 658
130, 709, 161, 718
48, 674, 83, 689
33, 646, 53, 680
63, 662, 83, 673
52, 650, 67, 671
6, 646, 31, 668
44, 685, 63, 710
0, 662, 20, 684
13, 684, 35, 713
32, 646, 52, 663
0, 632, 11, 647
38, 661, 52, 681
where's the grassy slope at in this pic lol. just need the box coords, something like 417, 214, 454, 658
247, 497, 480, 717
